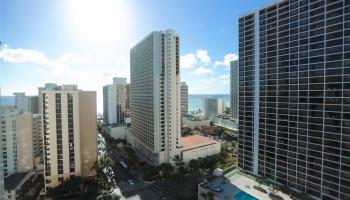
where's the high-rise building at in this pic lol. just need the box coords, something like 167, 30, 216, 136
0, 107, 36, 177
202, 98, 225, 119
41, 84, 97, 191
238, 1, 350, 199
103, 77, 130, 126
130, 29, 181, 165
0, 128, 4, 200
13, 93, 39, 114
32, 114, 43, 166
0, 106, 18, 178
16, 113, 34, 173
38, 83, 58, 114
180, 82, 188, 117
230, 60, 239, 121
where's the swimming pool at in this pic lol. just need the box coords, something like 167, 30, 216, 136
234, 191, 259, 200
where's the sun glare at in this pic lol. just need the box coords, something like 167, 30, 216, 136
69, 0, 131, 47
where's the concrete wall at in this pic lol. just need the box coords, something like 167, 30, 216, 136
182, 142, 221, 164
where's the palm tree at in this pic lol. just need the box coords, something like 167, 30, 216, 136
256, 176, 263, 186
173, 155, 186, 182
158, 163, 174, 178
224, 107, 230, 115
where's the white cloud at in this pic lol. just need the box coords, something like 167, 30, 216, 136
180, 49, 211, 68
214, 53, 238, 68
196, 49, 211, 65
0, 47, 90, 77
0, 48, 49, 64
194, 67, 213, 75
180, 53, 197, 68
0, 45, 133, 114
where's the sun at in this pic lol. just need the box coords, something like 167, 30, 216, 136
68, 0, 131, 47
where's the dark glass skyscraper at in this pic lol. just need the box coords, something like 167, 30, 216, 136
238, 0, 350, 199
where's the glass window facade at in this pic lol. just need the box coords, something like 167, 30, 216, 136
239, 0, 350, 199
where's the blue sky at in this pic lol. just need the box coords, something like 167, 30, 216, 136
0, 0, 272, 113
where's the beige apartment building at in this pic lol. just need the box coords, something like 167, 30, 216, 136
41, 85, 97, 191
16, 113, 34, 173
130, 29, 181, 165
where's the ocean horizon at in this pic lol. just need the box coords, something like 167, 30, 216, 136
1, 94, 230, 113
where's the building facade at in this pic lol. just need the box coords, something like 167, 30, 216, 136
32, 114, 43, 167
13, 93, 39, 114
238, 1, 350, 199
0, 106, 17, 178
130, 29, 181, 165
41, 85, 97, 191
103, 77, 130, 126
38, 83, 58, 114
230, 60, 239, 121
16, 113, 34, 173
202, 98, 225, 119
180, 82, 189, 117
0, 128, 4, 200
180, 135, 221, 164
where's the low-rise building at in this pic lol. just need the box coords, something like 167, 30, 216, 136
182, 117, 210, 129
211, 116, 238, 130
180, 135, 221, 164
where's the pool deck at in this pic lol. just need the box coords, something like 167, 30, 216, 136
198, 170, 293, 200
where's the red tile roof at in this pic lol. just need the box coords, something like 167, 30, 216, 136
181, 134, 218, 150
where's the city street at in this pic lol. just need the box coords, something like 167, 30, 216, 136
109, 146, 167, 200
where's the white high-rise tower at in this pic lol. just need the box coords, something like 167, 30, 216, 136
130, 29, 181, 165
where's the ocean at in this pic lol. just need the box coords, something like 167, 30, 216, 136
0, 94, 230, 113
188, 94, 230, 112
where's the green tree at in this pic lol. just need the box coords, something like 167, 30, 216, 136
158, 163, 174, 178
224, 107, 230, 115
97, 190, 120, 200
189, 159, 200, 174
173, 155, 186, 182
46, 176, 83, 198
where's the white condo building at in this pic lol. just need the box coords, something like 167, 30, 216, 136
180, 82, 188, 117
202, 98, 225, 119
13, 93, 39, 114
103, 77, 130, 125
0, 106, 18, 178
230, 60, 239, 121
41, 84, 97, 191
130, 29, 181, 165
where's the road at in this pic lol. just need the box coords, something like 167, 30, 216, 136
109, 147, 167, 200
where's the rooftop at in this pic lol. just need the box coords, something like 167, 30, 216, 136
199, 170, 292, 200
181, 134, 218, 151
4, 172, 31, 191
